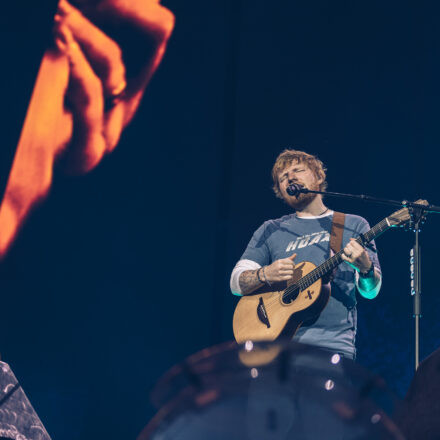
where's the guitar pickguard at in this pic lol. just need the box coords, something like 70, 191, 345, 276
257, 297, 270, 328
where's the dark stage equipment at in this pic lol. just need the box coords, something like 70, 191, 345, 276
138, 341, 405, 440
0, 362, 51, 440
396, 347, 440, 440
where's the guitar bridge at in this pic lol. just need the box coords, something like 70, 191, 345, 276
257, 297, 270, 328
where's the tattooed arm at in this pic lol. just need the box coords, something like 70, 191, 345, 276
238, 269, 264, 295
231, 253, 298, 296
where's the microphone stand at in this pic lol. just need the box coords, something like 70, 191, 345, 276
290, 185, 440, 371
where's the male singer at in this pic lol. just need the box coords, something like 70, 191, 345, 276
230, 149, 381, 358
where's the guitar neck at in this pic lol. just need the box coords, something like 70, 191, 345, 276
290, 217, 390, 292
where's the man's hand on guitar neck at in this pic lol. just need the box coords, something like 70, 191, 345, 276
238, 253, 297, 296
341, 238, 372, 273
341, 238, 381, 299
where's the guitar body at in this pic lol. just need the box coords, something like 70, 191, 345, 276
233, 261, 330, 343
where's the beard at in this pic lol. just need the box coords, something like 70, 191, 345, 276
283, 181, 321, 211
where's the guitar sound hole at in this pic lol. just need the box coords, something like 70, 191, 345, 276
282, 285, 300, 305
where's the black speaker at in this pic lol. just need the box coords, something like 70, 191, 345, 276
396, 348, 440, 440
0, 362, 51, 440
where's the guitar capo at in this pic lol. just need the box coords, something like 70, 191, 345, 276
358, 233, 377, 254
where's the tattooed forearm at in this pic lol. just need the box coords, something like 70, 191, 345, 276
239, 269, 264, 295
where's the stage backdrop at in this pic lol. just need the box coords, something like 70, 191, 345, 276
1, 1, 439, 438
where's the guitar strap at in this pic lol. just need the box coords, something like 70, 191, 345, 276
330, 211, 345, 255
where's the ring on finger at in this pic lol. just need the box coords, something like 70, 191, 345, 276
105, 81, 127, 110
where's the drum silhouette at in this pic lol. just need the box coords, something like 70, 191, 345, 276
138, 341, 405, 440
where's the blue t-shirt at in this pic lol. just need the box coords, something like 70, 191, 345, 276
240, 212, 381, 358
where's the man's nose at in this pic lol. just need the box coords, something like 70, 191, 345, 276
288, 173, 297, 183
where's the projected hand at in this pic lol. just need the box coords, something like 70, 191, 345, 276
0, 0, 174, 257
53, 0, 174, 173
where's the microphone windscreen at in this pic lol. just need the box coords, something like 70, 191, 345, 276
286, 183, 302, 196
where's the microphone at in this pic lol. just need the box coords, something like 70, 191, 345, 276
286, 183, 308, 197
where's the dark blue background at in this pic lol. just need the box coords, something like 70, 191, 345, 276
1, 0, 440, 438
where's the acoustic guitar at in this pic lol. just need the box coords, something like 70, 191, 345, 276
233, 204, 414, 345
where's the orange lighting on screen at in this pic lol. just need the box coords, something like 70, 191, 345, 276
0, 0, 174, 258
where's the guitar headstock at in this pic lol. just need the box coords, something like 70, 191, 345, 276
388, 199, 428, 228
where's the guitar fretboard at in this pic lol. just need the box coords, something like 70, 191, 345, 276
282, 217, 390, 302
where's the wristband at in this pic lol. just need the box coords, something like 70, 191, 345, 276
359, 262, 374, 278
262, 266, 272, 287
256, 268, 264, 284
